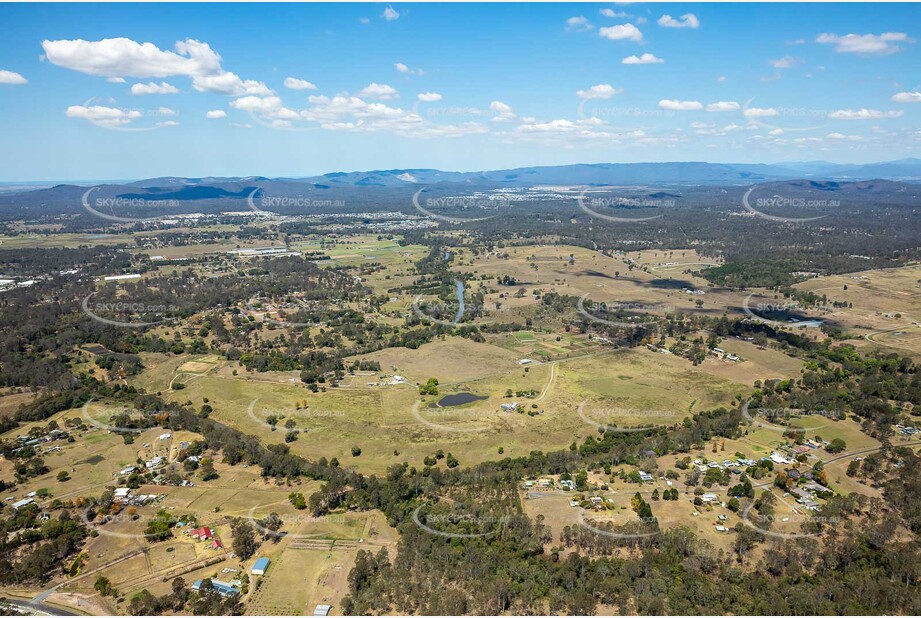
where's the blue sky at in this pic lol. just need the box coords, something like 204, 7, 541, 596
0, 2, 919, 180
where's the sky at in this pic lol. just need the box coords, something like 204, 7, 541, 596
0, 2, 919, 181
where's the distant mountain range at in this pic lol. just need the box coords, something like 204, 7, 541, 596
0, 159, 918, 219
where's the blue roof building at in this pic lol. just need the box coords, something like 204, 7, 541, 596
252, 557, 270, 575
192, 579, 239, 597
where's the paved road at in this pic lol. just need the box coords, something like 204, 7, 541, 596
0, 598, 80, 616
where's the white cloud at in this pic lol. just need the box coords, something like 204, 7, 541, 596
744, 107, 779, 118
657, 14, 699, 29
706, 101, 740, 112
716, 76, 727, 82
358, 82, 398, 100
42, 37, 271, 97
658, 99, 703, 111
622, 53, 664, 64
829, 108, 904, 120
0, 70, 27, 85
816, 32, 912, 55
130, 81, 179, 95
156, 120, 179, 127
156, 106, 177, 116
382, 6, 399, 21
600, 9, 630, 18
284, 77, 317, 90
42, 37, 222, 78
66, 104, 142, 127
417, 92, 442, 102
892, 91, 921, 103
770, 56, 803, 69
566, 16, 594, 32
826, 132, 861, 140
490, 100, 516, 122
107, 77, 126, 83
599, 24, 643, 42
205, 110, 226, 119
395, 62, 424, 76
576, 84, 623, 100
768, 128, 784, 136
191, 72, 272, 96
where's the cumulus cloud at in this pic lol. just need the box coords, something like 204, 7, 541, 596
41, 37, 271, 97
743, 107, 779, 118
130, 81, 179, 95
657, 14, 699, 29
622, 53, 664, 64
358, 82, 398, 100
829, 108, 904, 120
65, 104, 142, 128
600, 9, 630, 18
382, 6, 399, 21
206, 109, 226, 119
706, 101, 740, 112
395, 62, 424, 76
576, 84, 623, 100
826, 132, 861, 140
891, 91, 921, 103
284, 77, 317, 90
0, 70, 27, 85
566, 16, 594, 32
490, 100, 516, 122
658, 99, 703, 111
599, 24, 643, 42
770, 56, 804, 69
816, 32, 912, 55
417, 92, 442, 102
